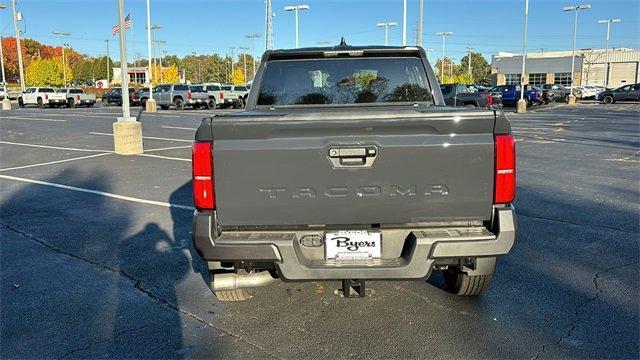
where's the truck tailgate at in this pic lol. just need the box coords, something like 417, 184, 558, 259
211, 108, 496, 226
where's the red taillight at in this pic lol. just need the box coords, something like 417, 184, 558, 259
45, 94, 48, 100
494, 135, 516, 204
76, 95, 80, 101
219, 92, 224, 100
486, 94, 493, 105
192, 141, 215, 210
187, 91, 192, 100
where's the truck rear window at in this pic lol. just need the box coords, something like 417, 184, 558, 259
257, 57, 433, 106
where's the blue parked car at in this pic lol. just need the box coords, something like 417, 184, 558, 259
490, 84, 542, 107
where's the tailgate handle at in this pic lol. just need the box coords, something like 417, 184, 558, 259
328, 146, 377, 168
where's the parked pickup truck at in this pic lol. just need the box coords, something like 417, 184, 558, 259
490, 84, 541, 107
202, 83, 223, 109
152, 84, 196, 110
188, 85, 213, 109
18, 87, 67, 108
220, 84, 249, 108
58, 88, 96, 107
192, 43, 517, 301
102, 87, 136, 106
439, 84, 500, 108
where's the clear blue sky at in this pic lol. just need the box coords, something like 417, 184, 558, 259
1, 0, 638, 63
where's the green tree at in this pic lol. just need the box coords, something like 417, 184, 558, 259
25, 57, 72, 87
460, 52, 491, 85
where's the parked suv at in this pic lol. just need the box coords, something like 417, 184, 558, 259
597, 83, 640, 104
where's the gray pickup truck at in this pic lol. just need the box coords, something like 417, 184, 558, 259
152, 84, 194, 110
192, 42, 517, 301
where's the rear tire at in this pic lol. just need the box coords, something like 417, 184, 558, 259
443, 267, 492, 296
173, 97, 184, 110
18, 98, 24, 108
209, 271, 251, 302
235, 98, 244, 109
603, 95, 614, 104
67, 98, 75, 108
206, 99, 216, 109
37, 97, 44, 108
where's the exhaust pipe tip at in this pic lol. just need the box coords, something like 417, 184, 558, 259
212, 270, 275, 291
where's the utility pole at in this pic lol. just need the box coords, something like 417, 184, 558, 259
435, 32, 453, 83
517, 0, 529, 113
402, 0, 407, 46
376, 22, 397, 46
144, 0, 156, 111
246, 33, 261, 78
563, 3, 590, 104
417, 0, 424, 46
284, 5, 309, 48
11, 0, 25, 91
52, 30, 70, 87
105, 40, 110, 85
597, 18, 621, 88
113, 0, 142, 156
265, 0, 274, 50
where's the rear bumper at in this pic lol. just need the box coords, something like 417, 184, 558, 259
193, 206, 516, 281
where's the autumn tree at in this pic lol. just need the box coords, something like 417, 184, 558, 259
1, 37, 25, 81
25, 57, 73, 87
230, 67, 245, 85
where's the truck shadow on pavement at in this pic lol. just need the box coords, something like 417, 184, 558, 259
2, 170, 638, 358
0, 170, 220, 358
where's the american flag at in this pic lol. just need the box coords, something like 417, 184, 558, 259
112, 13, 132, 36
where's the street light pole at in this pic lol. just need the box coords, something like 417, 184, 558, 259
240, 46, 249, 84
466, 46, 474, 76
52, 30, 70, 87
284, 5, 309, 48
144, 0, 156, 111
435, 32, 452, 83
563, 4, 590, 103
377, 22, 397, 46
517, 0, 529, 113
113, 0, 142, 155
597, 18, 621, 88
11, 0, 25, 91
105, 40, 110, 85
402, 0, 407, 46
155, 39, 165, 83
245, 33, 261, 78
0, 4, 11, 110
417, 0, 424, 46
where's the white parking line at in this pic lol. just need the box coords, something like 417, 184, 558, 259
0, 141, 113, 153
89, 132, 192, 143
1, 116, 66, 122
0, 174, 195, 211
0, 153, 111, 172
145, 145, 192, 152
137, 153, 191, 162
161, 126, 197, 131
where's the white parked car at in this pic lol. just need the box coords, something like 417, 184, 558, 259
575, 86, 598, 99
19, 87, 67, 108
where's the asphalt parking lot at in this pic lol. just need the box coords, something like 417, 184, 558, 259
1, 103, 638, 359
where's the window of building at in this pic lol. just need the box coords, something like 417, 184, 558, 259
528, 73, 546, 86
554, 72, 572, 86
504, 74, 520, 85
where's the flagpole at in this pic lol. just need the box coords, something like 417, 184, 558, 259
130, 12, 136, 68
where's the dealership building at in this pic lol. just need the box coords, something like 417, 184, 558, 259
491, 48, 640, 88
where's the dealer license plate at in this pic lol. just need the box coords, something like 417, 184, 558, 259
325, 230, 381, 260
